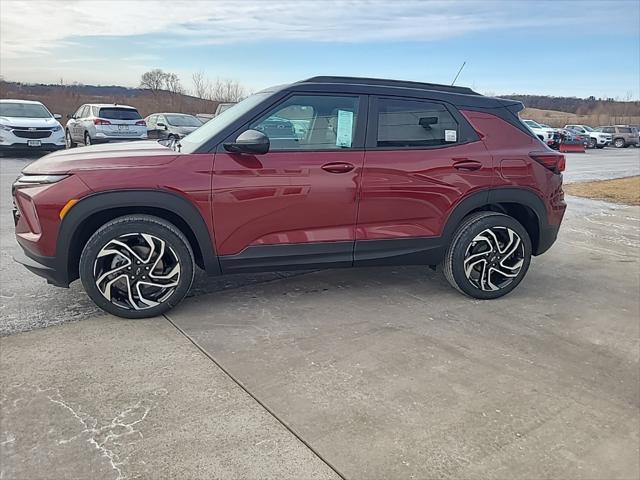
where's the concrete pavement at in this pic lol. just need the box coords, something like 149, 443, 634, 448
0, 318, 341, 480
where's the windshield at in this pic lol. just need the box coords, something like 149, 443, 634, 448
583, 126, 595, 132
166, 114, 202, 127
524, 120, 541, 129
0, 102, 51, 118
99, 108, 141, 120
179, 93, 271, 153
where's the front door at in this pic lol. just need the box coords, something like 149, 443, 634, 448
212, 93, 366, 272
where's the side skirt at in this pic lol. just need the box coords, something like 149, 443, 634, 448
218, 237, 444, 274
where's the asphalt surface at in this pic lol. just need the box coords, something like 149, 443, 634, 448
0, 148, 638, 336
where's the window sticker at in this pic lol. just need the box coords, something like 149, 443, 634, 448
336, 110, 354, 147
445, 129, 457, 142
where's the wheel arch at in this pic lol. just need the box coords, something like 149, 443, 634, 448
442, 188, 549, 255
58, 189, 220, 283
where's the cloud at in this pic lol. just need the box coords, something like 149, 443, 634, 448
0, 0, 611, 58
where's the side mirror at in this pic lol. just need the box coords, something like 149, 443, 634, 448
157, 122, 167, 129
224, 129, 270, 155
53, 113, 62, 120
67, 114, 73, 119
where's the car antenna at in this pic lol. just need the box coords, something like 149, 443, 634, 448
451, 61, 466, 86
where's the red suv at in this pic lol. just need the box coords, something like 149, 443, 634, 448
13, 77, 566, 318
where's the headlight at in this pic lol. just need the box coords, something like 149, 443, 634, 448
0, 124, 12, 132
14, 174, 69, 185
52, 125, 62, 132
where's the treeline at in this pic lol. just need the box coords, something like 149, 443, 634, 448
505, 94, 640, 117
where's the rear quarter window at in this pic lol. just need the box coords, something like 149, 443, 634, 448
99, 108, 142, 120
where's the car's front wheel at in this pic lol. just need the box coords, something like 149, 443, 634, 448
65, 130, 76, 148
79, 215, 195, 318
588, 137, 597, 149
614, 138, 626, 148
443, 212, 532, 299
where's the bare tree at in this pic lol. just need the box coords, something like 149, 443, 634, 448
191, 71, 210, 99
140, 69, 167, 94
164, 72, 184, 95
209, 78, 246, 102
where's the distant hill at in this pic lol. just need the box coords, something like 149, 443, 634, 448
2, 81, 639, 128
0, 81, 219, 118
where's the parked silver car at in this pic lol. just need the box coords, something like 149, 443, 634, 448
65, 104, 147, 147
145, 113, 203, 141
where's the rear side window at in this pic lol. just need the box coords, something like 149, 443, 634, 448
376, 98, 458, 148
618, 127, 632, 133
98, 108, 141, 120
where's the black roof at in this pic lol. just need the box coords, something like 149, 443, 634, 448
298, 76, 480, 96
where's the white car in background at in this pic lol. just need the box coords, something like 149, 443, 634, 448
65, 104, 147, 147
522, 119, 554, 143
564, 124, 611, 149
0, 99, 65, 153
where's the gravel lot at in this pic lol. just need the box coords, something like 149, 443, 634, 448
1, 147, 638, 336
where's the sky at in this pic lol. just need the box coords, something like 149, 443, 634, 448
1, 0, 639, 99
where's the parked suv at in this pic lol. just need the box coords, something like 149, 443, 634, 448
596, 125, 639, 148
0, 99, 66, 152
13, 76, 566, 318
564, 124, 611, 149
65, 104, 147, 147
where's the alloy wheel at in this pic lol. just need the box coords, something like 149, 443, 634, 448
93, 233, 181, 310
65, 131, 72, 148
463, 226, 525, 291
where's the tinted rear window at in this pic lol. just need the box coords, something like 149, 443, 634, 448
98, 108, 141, 120
618, 127, 632, 133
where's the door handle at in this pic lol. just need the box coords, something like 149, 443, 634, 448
321, 162, 355, 173
452, 159, 482, 171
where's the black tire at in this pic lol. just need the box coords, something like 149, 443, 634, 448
84, 132, 92, 146
79, 215, 195, 319
613, 138, 625, 148
65, 130, 77, 148
588, 137, 597, 149
442, 211, 532, 300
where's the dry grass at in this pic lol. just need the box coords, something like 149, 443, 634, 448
564, 176, 640, 205
522, 107, 640, 129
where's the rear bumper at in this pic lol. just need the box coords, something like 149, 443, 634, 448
14, 247, 69, 287
535, 224, 561, 255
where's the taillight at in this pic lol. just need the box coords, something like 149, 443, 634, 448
135, 120, 146, 126
94, 118, 111, 125
530, 151, 565, 173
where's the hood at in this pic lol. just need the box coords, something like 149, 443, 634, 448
23, 140, 180, 174
176, 126, 199, 135
0, 116, 61, 128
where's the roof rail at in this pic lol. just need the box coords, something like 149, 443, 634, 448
300, 76, 480, 96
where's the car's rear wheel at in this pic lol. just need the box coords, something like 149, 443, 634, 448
588, 137, 597, 149
65, 130, 76, 148
443, 212, 532, 299
79, 215, 195, 318
84, 132, 92, 146
614, 138, 625, 148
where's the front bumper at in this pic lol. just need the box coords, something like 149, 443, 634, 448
13, 248, 69, 287
0, 143, 65, 151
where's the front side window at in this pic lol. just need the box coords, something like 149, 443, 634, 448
146, 115, 157, 129
166, 114, 202, 127
0, 102, 51, 118
250, 95, 360, 150
377, 98, 459, 148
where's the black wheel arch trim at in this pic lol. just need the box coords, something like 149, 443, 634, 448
441, 187, 551, 255
56, 189, 221, 282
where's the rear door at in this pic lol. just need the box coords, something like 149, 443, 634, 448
212, 93, 367, 271
355, 96, 491, 264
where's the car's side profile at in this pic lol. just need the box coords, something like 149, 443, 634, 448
596, 125, 639, 148
65, 103, 147, 147
13, 77, 566, 318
